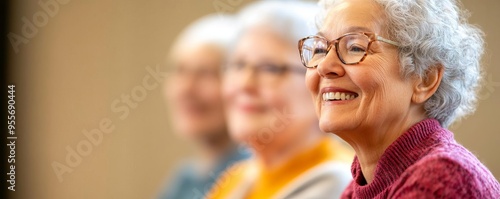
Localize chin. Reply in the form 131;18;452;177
233;123;273;147
318;115;355;135
319;119;337;133
318;109;336;132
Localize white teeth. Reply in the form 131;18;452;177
322;92;357;101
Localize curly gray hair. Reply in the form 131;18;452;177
318;0;485;127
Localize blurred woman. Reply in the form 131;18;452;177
208;1;353;198
158;14;250;199
300;0;500;197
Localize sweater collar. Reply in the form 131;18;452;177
351;118;452;197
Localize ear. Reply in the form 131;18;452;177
412;65;444;104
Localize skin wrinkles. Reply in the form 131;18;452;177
305;0;432;183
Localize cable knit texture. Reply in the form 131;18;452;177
341;119;500;199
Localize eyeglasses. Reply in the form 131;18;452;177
224;60;305;84
169;65;220;81
298;32;400;68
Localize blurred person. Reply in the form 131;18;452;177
158;14;250;199
300;0;500;198
207;1;354;198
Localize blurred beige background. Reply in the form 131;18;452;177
7;0;499;198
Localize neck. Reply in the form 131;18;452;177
197;131;236;171
339;111;426;184
252;126;322;169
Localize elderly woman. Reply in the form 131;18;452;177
207;1;353;199
299;0;500;198
158;14;250;199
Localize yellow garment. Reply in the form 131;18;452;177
206;137;352;199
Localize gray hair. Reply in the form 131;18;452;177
318;0;485;127
170;14;238;58
236;0;319;46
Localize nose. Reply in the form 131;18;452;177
234;64;259;93
316;48;346;79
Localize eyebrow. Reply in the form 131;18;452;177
318;26;373;38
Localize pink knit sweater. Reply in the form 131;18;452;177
341;119;500;198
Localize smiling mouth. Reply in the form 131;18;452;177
322;92;359;101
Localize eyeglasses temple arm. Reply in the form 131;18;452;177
376;35;400;47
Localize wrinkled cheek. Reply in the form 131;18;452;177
357;82;390;126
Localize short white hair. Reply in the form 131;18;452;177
318;0;485;127
236;0;319;45
170;14;238;57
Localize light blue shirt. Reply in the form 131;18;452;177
158;146;251;199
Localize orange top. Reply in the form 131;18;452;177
206;137;353;199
